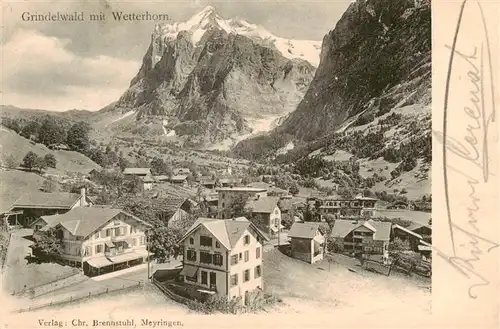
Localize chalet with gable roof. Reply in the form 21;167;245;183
331;219;392;261
178;217;268;303
34;207;152;276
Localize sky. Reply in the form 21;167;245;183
1;0;352;112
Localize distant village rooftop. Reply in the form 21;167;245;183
123;168;151;175
215;187;267;192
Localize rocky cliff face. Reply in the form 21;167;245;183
274;0;431;141
110;6;318;145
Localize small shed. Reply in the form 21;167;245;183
288;222;325;264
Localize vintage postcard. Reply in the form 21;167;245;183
0;0;498;328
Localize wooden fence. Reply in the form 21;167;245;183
12;282;143;313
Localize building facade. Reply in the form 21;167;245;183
35;207;152;276
178;217;268;303
288;222;326;264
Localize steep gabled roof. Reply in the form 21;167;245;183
246;196;279;214
40;207;152;238
13;192;82;210
179;217;268;249
288;222;322;239
331;220;391;241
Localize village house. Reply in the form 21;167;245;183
123;167;152;178
245;196;282;237
392;223;432;259
11;188;93;228
34;207;152;276
170;174;188;186
331;219;391;262
154;175;170;183
175;168;191;176
318;195;378;219
199;177;216;189
217;177;242;187
177;217;268;303
142;174;155;191
216;187;267;217
287;222;326;264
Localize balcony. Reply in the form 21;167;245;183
105;248;131;257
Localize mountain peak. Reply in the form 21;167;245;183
152;7;321;66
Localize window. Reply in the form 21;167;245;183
187;249;197;261
215;241;220;248
200;236;213;247
244;235;250;245
85;246;92;256
222;202;225;208
140;236;146;245
254;265;261;278
230;255;238;265
201;271;208;285
130;226;133;235
275;209;279;214
239;253;242;260
256;247;261;259
200;252;213;264
243;269;250;282
114;228;120;236
94;232;100;239
189;237;194;245
95;244;103;254
132;238;137;246
213;253;223;266
244;250;249;262
106;229;112;237
230;274;238;287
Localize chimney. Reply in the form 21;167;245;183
80;187;87;206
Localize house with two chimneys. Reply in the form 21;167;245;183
33;207;152;276
177;217;268;303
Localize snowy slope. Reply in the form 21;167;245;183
153;6;321;66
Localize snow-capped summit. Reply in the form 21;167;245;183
153;6;321;66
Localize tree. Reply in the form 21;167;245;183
38;116;65;146
21;151;39;170
318;222;331;236
20;121;40;140
227;194;252;219
44;154;57;168
35;157;47;172
281;213;294;230
66;121;92;152
124;176;143;194
110;194;198;262
150;157;169;175
2;154;18;168
289;182;299;196
28;228;63;263
40;177;59;192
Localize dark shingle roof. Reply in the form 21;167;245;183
288;222;322;239
13;192;82;209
